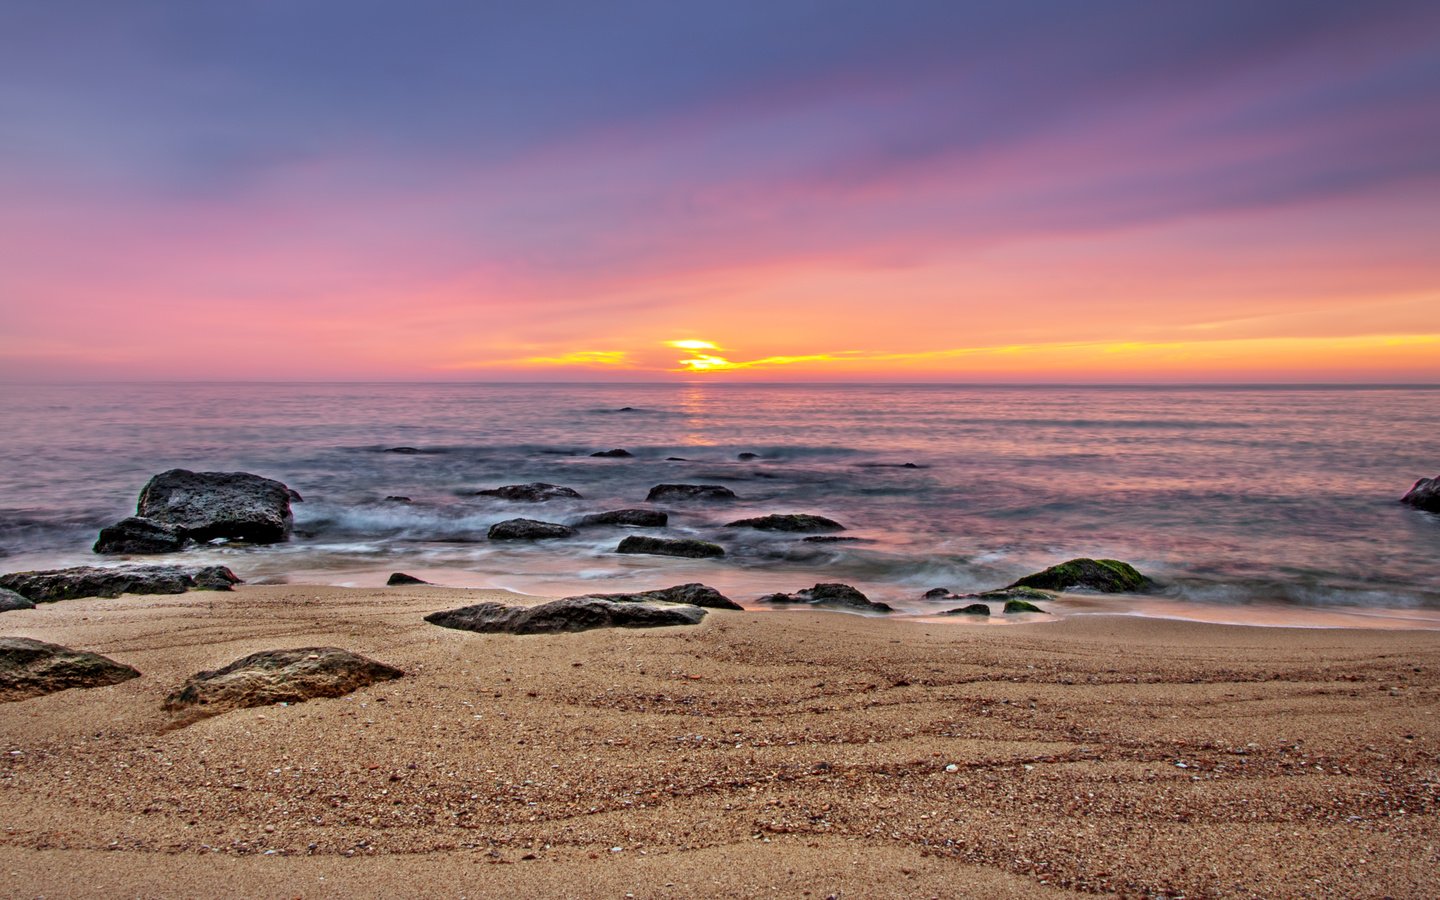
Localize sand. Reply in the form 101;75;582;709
1;584;1437;898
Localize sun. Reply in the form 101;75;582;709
666;339;720;351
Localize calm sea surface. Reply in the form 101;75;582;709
3;383;1438;623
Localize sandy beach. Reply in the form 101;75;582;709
2;584;1437;898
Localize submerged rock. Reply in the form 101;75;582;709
476;482;582;502
163;647;403;720
487;518;576;540
426;597;706;635
1401;476;1440;512
941;603;991;616
726;513;844;533
0;637;141;702
737;452;760;460
645;484;737;502
0;564;241;602
384;496;413;504
383;447;425;454
386;572;428;586
590;448;634;458
93;516;188;554
1003;599;1049;614
616;535;725;558
569;582;742;611
802;535;863;543
134;469;299;544
1007;558;1150;593
576;509;669;527
756;583;893;613
0;588;36;612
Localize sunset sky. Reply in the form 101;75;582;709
3;1;1439;382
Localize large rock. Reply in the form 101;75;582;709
756;583;893;613
726;513;844;532
0;565;241;602
569;582;742;611
426;597;706;635
616;535;725;558
645;484;737;502
93;516;187;554
1007;558;1150;593
163;647;402;720
1401;476;1440;512
0;588;35;612
0;637;140;702
487;518;576;540
133;469;299;544
576;509;669;527
475;482;582;502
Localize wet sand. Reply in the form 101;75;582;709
2;584;1437;898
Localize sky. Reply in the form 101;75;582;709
2;0;1439;382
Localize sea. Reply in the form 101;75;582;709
3;382;1438;627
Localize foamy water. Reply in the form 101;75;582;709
3;382;1438;624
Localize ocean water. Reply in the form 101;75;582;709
2;382;1438;624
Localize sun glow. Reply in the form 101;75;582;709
667;339;721;351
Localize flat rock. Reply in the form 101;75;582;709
0;565;241;602
0;637;140;702
576;509;669;527
133;469;299;544
386;572;428;585
426;597;706;635
616;535;725;558
93;516;188;554
1401;476;1440;512
757;583;893;613
475;482;582;502
384;495;413;503
928;586;1056;603
737;452;760;460
645;484;737;502
940;603;991;616
163;647;403;720
0;588;36;612
488;518;576;540
802;535;863;543
726;513;844;532
590;448;634;458
568;582;742;611
1007;558;1151;593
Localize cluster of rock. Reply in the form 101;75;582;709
919;558;1155;616
94;469;301;554
756;583;894;613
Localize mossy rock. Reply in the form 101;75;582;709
1003;599;1048;614
1008;558;1150;593
976;586;1055;602
941;603;991;616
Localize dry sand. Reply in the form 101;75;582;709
1;584;1437;898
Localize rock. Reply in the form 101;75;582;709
0;565;242;602
569;582;742;611
726;513;844;532
590;448;633;458
0;637;141;702
384;496;413;503
923;587;954;599
488;518;576;540
737;452;759;460
133;469;298;543
383;447;425;454
645;484;737;502
666;457;688;461
1401;476;1440;512
1003;599;1049;614
576;509;669;527
802;536;863;543
0;588;35;612
941;603;991;616
386;572;428;586
756;583;893;613
1007;558;1150;593
977;586;1055;602
162;647;403;720
426;597;706;635
93;516;187;554
616;535;725;558
475;482;582;502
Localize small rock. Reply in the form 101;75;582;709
475;483;582;502
163;647;403;721
384;496;413;504
665;457;688;462
0;564;241;602
576;509;668;528
1003;599;1049;614
1401;476;1440;512
487;518;576;540
1;637;140;702
923;587;954;599
941;603;991;616
725;513;844;533
801;536;863;543
425;597;706;635
756;583;893;613
0;588;37;612
382;447;425;454
645;484;737;502
386;572;428;586
737;452;759;460
590;449;634;458
93;516;188;554
616;536;724;558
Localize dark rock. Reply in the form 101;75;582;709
1401;476;1440;512
93;516;187;554
488;518;576;540
476;482;582;502
941;603;991;616
135;469;298;543
383;447;424;454
756;583;893;613
802;536;863;543
387;572;428;586
1008;558;1150;593
0;565;242;602
0;637;141;702
617;407;638;412
576;509;669;527
976;586;1055;603
384;496;413;503
162;647;403;720
726;513;844;533
426;597;705;635
737;452;759;460
590;448;634;458
616;535;725;558
645;484;737;502
569;582;742;611
923;587;954;599
1003;599;1049;614
0;588;35;612
666;457;688;461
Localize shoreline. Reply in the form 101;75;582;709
3;583;1438;897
